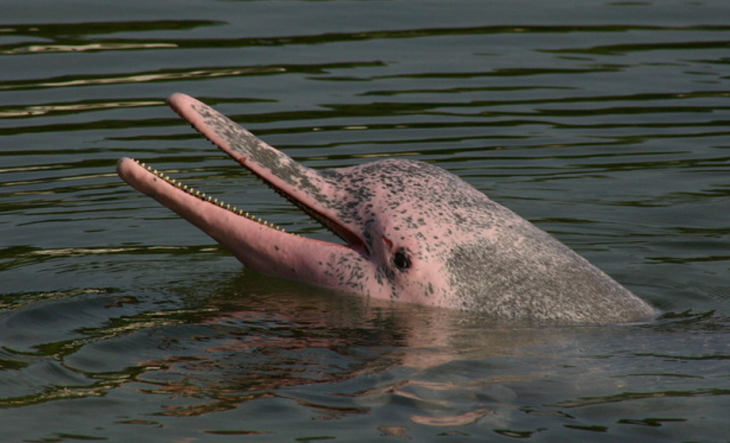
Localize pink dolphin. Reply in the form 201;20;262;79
117;94;656;325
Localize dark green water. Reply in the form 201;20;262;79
1;0;729;441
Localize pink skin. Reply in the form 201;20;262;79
117;94;429;305
117;94;656;325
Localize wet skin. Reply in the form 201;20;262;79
117;94;656;325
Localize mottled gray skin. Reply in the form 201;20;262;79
117;93;657;325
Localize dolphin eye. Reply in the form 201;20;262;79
393;250;411;271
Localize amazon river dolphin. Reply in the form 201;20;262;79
117;93;656;325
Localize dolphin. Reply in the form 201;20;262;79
117;93;656;325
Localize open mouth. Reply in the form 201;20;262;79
119;154;370;263
119;155;371;259
118;92;375;273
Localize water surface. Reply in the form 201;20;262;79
1;0;729;441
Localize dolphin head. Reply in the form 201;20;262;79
117;94;656;325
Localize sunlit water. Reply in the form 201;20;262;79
1;0;729;441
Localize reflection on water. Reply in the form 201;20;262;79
0;100;163;118
1;0;729;440
1;274;727;440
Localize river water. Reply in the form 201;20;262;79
1;0;729;441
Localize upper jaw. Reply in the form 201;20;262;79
165;93;370;256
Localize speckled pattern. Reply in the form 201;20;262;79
145;94;657;325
